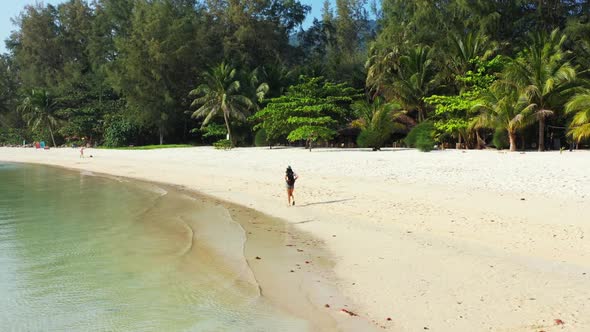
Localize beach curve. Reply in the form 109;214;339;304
1;146;589;331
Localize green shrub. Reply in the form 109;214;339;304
201;123;226;139
357;128;388;150
0;128;26;145
103;116;138;147
405;122;435;152
492;128;509;150
213;139;232;150
254;129;268;147
99;144;192;150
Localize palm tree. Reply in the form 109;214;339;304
189;62;258;147
352;97;408;150
472;82;534;151
392;46;437;123
365;45;401;99
18;89;60;147
259;63;293;98
565;92;590;143
243;67;269;105
505;29;577;151
449;32;495;76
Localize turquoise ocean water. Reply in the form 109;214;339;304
0;163;308;331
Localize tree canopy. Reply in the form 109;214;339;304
252;76;360;149
1;0;590;150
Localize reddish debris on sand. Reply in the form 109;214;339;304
325;304;330;308
290;270;294;272
341;309;357;316
305;261;311;264
255;256;261;260
386;317;392;321
286;244;294;247
297;249;304;252
554;319;565;325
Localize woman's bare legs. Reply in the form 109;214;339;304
287;188;295;206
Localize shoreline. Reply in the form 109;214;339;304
0;157;378;331
142;178;380;331
1;147;589;331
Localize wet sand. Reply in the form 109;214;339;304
122;180;380;331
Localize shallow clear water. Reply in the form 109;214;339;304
0;163;307;331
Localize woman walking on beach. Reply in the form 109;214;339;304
285;166;298;206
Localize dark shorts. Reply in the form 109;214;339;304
286;183;294;189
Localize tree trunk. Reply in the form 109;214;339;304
508;130;517;152
538;117;545;151
48;124;56;148
521;134;525;151
476;130;483;149
308;139;312;151
223;110;233;147
159;126;164;145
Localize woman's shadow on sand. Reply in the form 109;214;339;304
300;198;354;207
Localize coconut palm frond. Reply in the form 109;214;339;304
199;106;220;127
256;83;269;102
227;81;240;94
555;65;576;82
189;84;210;97
565;92;590;115
232;95;254;108
190;94;211;108
508;113;527;130
522;85;541;101
570;107;590;126
192;101;219;119
471;112;494;130
536;109;554;119
568;123;590;142
543;78;555;95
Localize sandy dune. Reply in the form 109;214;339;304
1;146;589;331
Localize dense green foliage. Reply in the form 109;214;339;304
492;128;510;150
213;139;232;150
353;98;403;150
2;0;590;150
405;121;435;152
102;114;138;148
252;76;360;149
254;129;269;147
100;144;192;150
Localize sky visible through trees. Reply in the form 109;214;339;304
1;0;589;150
0;0;372;53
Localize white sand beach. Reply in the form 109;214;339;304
1;147;589;331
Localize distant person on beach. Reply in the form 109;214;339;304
285;166;298;206
79;147;84;158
